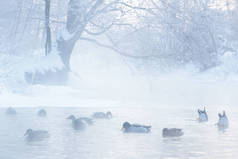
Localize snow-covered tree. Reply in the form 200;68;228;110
2;0;238;86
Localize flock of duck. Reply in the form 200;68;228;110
4;107;229;142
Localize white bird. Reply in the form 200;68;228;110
197;107;208;122
37;109;47;117
67;115;87;130
217;111;229;130
162;128;183;138
24;129;49;141
6;107;17;115
121;122;151;133
92;111;112;119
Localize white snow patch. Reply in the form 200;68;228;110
0;48;64;93
208;51;238;76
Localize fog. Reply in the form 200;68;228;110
1;0;238;159
1;39;238;107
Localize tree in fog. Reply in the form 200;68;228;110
37;0;142;84
57;1;125;76
2;0;238;86
108;0;238;71
0;0;67;55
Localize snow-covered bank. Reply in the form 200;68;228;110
1;41;238;107
1;72;238;108
0;50;63;89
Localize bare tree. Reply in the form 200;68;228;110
45;0;51;56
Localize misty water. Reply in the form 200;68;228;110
1;106;237;159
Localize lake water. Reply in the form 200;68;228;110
0;106;237;159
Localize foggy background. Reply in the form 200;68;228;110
0;0;238;107
1;1;238;159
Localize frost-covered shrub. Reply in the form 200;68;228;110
112;0;235;72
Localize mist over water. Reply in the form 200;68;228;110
1;40;237;159
1;1;238;159
1;41;238;108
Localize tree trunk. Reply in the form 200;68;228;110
57;38;76;71
25;0;91;85
45;0;51;56
24;0;77;85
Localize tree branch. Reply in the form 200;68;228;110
79;37;159;59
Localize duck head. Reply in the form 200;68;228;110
198;107;206;114
122;122;131;131
162;128;168;134
38;109;47;116
198;109;202;114
106;111;112;118
67;115;76;120
39;108;45;111
24;129;33;136
218;113;222;118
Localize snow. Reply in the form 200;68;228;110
23;48;64;74
1;1;238;159
1;40;238;108
0;48;64;93
208;51;238;76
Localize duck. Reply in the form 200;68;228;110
217;111;229;129
37;109;47;117
106;111;112;118
67;115;87;130
6;107;17;115
121;122;151;133
92;111;112;119
162;128;184;138
78;117;94;125
197;107;208;122
24;129;49;141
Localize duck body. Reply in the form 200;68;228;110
6;107;16;115
37;109;47;117
92;111;112;119
67;115;87;130
162;128;183;138
79;117;94;125
122;122;151;133
217;111;229;129
24;129;49;141
197;108;208;122
72;119;87;130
